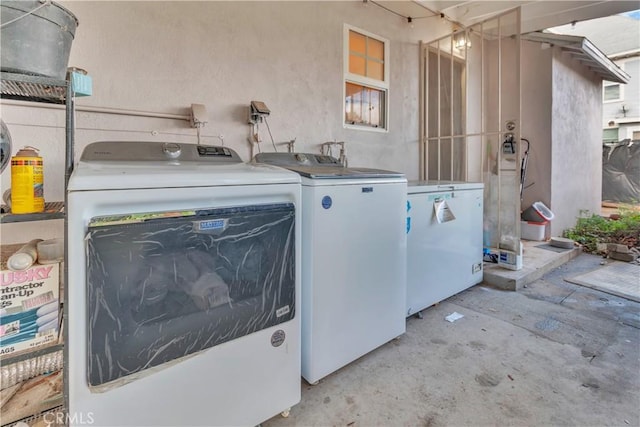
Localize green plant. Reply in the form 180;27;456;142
563;210;640;253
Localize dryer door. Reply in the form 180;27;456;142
84;203;295;390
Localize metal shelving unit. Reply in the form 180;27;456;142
1;71;73;427
1;341;64;367
1;201;65;223
0;71;75;187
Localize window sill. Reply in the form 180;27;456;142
344;123;388;133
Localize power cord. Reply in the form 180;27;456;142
264;117;278;152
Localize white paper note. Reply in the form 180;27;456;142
434;200;456;223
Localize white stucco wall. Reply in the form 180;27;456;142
1;1;452;244
550;48;603;236
520;41;552;213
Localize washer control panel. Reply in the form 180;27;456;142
254;152;342;167
197;145;234;158
81;141;242;164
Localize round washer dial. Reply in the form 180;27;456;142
162;142;181;159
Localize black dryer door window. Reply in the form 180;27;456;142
85;203;296;388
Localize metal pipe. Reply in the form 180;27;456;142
419;40;425;181
62;77;72;421
464;29;469;182
497;14;502;248
2;99;190;121
450;34;454;181
515;6;523;242
436;39;441;181
481;22;485;184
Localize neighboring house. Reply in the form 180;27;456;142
550;12;640;143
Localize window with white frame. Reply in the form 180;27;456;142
603;128;619;143
344;25;389;130
603;81;622;102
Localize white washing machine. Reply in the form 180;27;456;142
253;153;407;384
406;181;484;317
67;141;301;427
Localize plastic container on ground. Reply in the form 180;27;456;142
1;1;78;80
521;220;547;241
522;201;554;222
498;245;523;271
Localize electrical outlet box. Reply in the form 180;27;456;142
191;104;208;127
251;101;270;115
502;139;516;155
249;101;270;125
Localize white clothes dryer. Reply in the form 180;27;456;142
67;141;301;426
253;152;407;385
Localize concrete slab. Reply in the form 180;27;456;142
483;240;580;291
566;261;640;302
263;252;640;427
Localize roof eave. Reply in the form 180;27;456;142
523;32;630;84
581;38;630;84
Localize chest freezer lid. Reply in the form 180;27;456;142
408;180;484;194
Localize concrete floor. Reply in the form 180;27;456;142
263;252;640;427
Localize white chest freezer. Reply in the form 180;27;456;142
406;181;484;317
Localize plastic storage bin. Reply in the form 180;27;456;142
522;201;554;222
521;220;547;241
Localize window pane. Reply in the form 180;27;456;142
349;31;366;54
345;83;385;128
345;82;361;124
349;54;366;76
362;88;371;125
370;89;382;127
368;38;384;60
346;81;361;97
603;128;619;142
367;60;384;80
604;84;620;101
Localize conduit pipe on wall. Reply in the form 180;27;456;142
2;99;191;121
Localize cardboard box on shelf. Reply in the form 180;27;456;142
0;263;60;358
